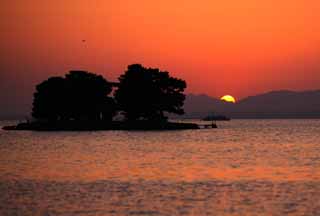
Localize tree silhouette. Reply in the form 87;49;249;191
32;66;187;123
115;64;186;121
32;71;116;121
32;76;66;121
64;71;115;120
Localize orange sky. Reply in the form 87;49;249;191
1;0;320;116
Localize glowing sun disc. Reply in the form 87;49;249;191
221;95;236;103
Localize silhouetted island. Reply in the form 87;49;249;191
3;64;214;131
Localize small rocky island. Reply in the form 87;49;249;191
4;64;212;131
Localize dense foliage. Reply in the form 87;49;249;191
32;71;115;121
115;64;186;121
32;65;186;122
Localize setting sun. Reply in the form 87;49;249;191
221;95;236;103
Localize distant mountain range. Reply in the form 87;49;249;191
183;90;320;119
1;90;320;120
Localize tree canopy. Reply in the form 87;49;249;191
32;71;116;121
114;64;186;121
32;76;66;121
32;65;187;122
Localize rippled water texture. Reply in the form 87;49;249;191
0;120;319;215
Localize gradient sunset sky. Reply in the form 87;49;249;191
1;0;320;116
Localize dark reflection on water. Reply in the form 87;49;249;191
0;120;320;215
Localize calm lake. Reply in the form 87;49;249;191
0;120;319;215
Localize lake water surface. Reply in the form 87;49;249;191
0;120;319;215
